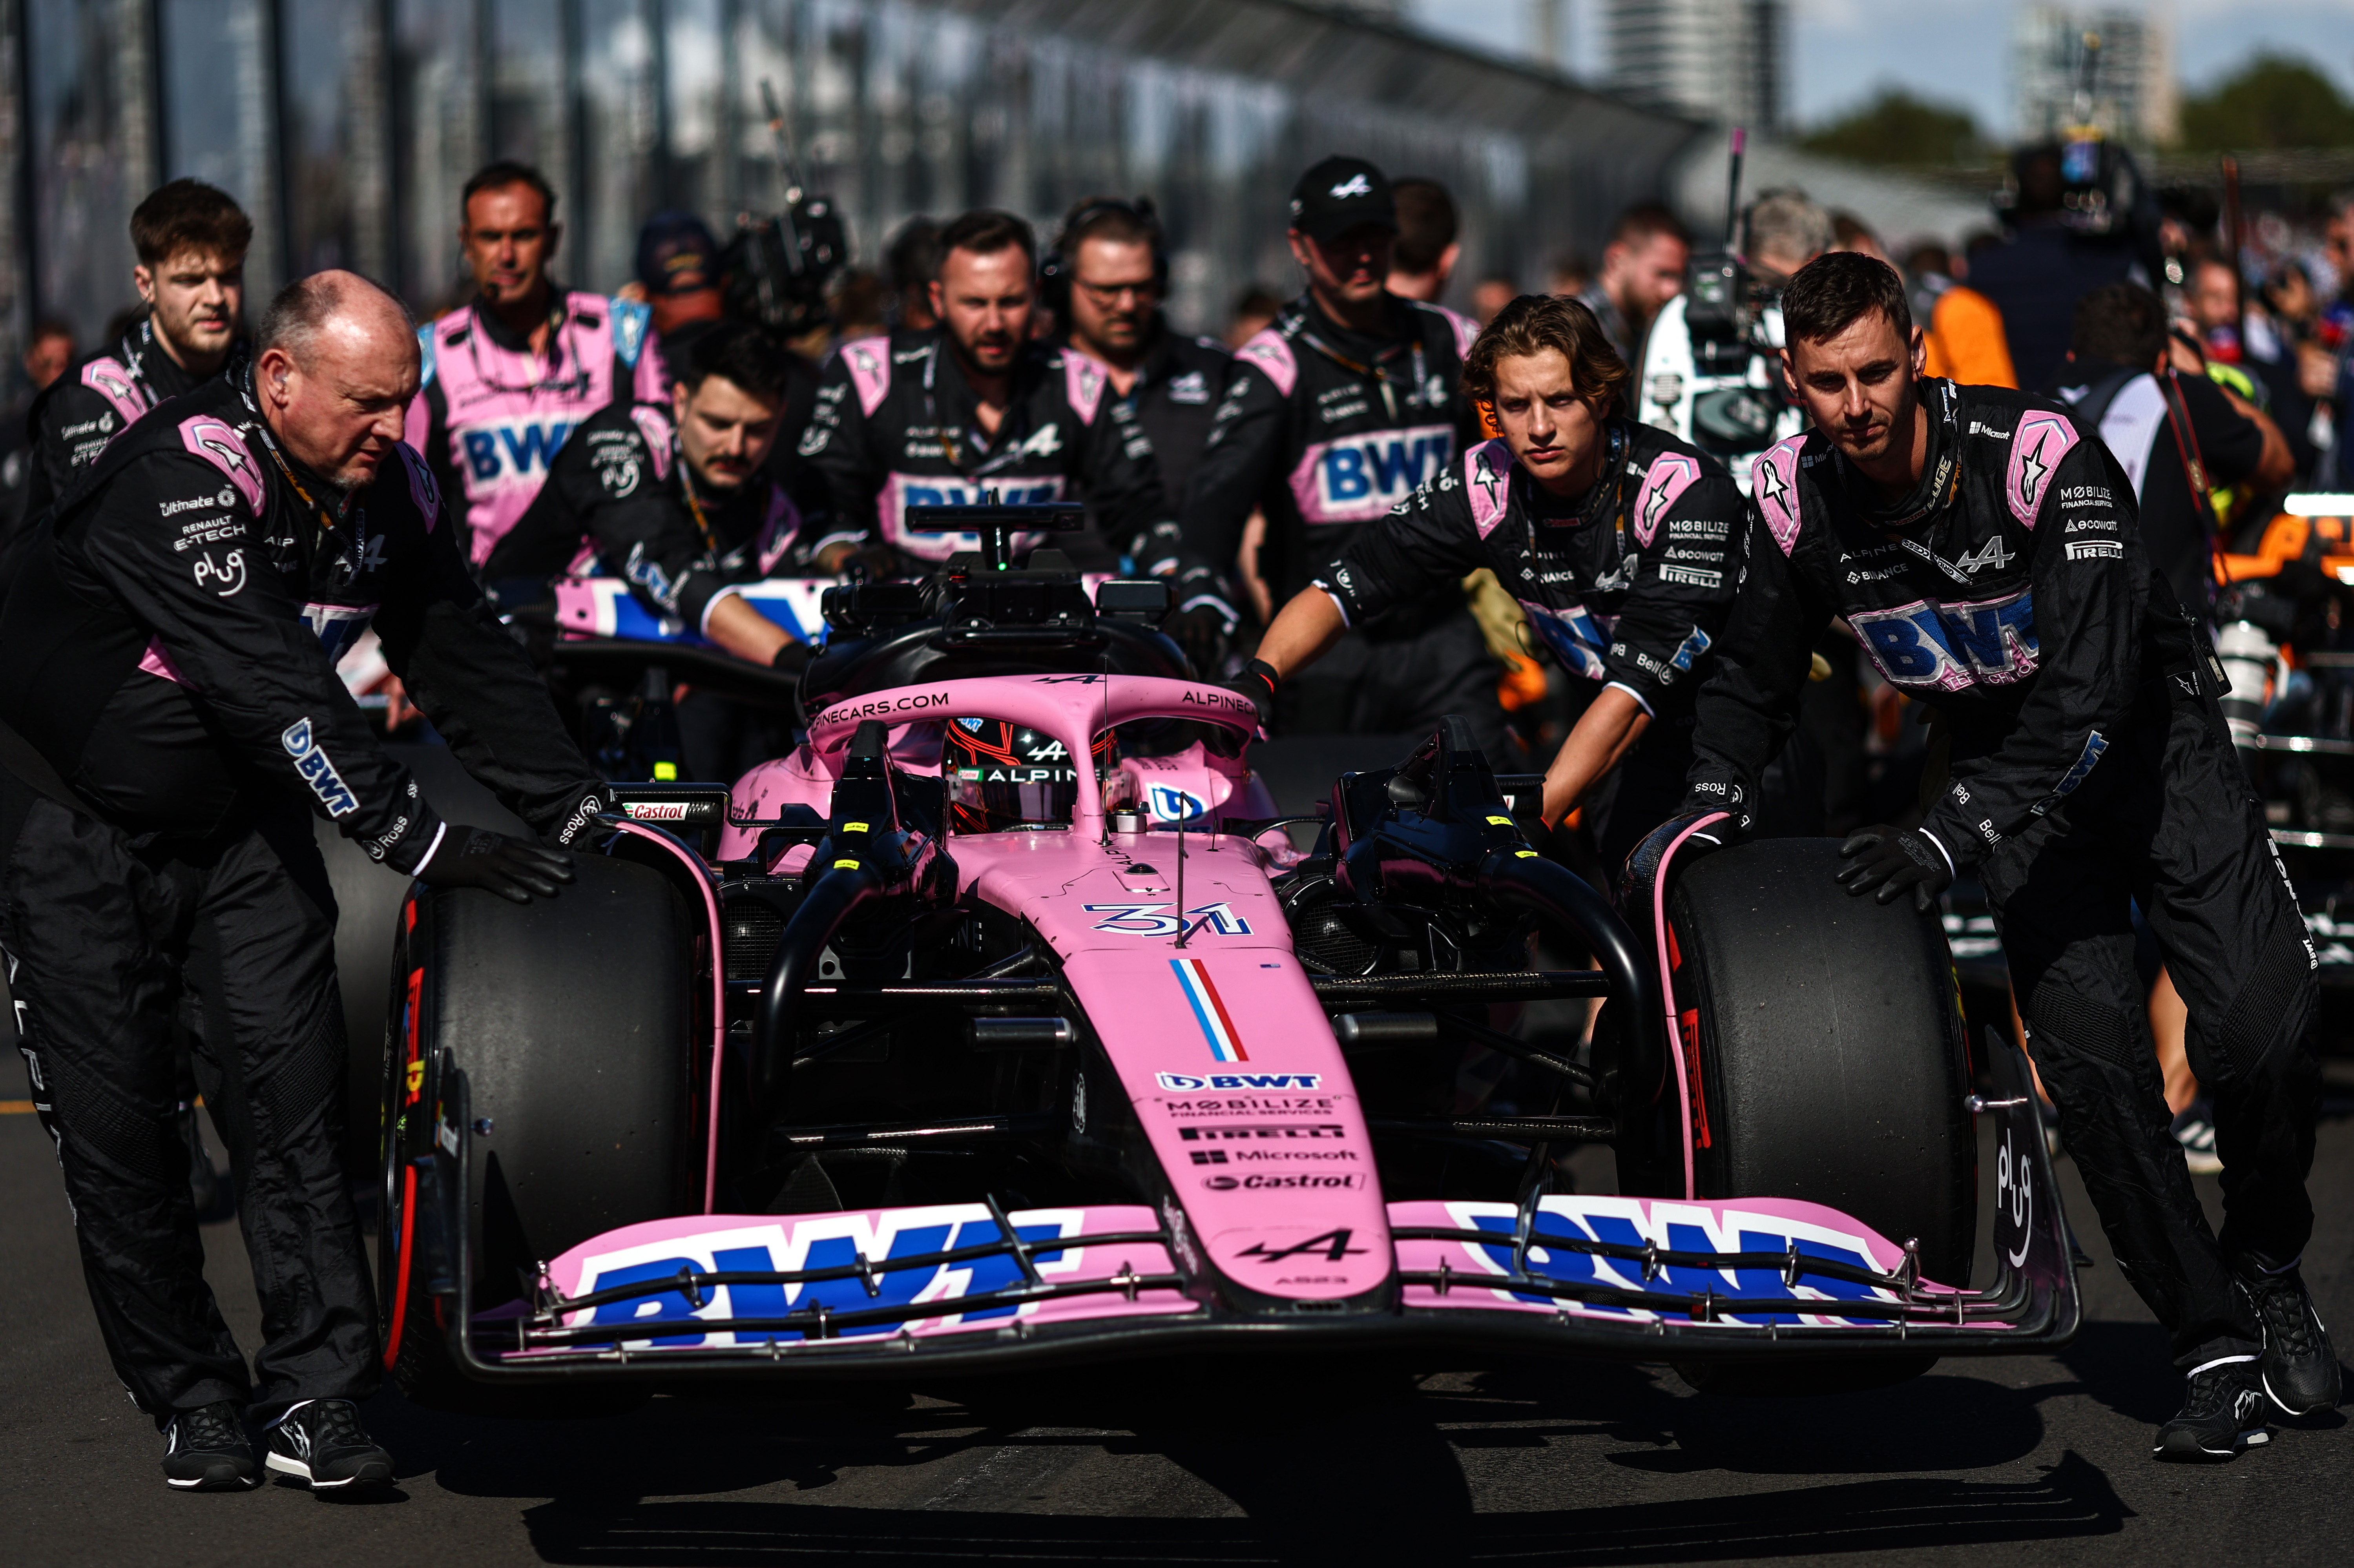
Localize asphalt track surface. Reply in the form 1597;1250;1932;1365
3;1063;2349;1568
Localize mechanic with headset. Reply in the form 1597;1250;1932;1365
1044;195;1236;525
1162;156;1498;756
796;208;1171;576
1658;252;2331;1462
1242;294;1745;868
405;159;666;567
0;273;608;1494
488;320;833;782
13;181;251;551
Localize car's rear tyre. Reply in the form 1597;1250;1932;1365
1649;839;1972;1396
380;852;692;1413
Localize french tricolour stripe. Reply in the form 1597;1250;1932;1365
1171;958;1246;1063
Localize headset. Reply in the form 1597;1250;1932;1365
1038;195;1169;319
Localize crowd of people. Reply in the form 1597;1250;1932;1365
1;136;2349;1492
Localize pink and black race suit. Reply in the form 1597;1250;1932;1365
486;399;810;637
1166;291;1482;631
796;328;1168;568
1690;378;2150;861
405;289;664;567
18;316;220;525
1319;417;1743;721
0;368;604;870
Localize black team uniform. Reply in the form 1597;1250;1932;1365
1686;376;2322;1429
489;398;819;780
1166;289;1501;759
798;326;1168;573
1101;321;1235;530
1319;419;1744;866
0;368;604;1439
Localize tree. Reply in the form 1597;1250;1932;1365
1797;88;1985;167
2177;54;2354;150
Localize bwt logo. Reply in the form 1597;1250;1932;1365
1849;589;2039;693
899;480;1064;511
1157;1072;1324;1091
1294;425;1453;523
460;418;576;484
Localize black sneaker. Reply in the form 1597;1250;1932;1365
2153;1357;2272;1461
162;1400;257;1491
263;1399;393;1491
2244;1266;2343;1417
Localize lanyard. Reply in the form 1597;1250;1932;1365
1297;326;1426;421
463;296;591;397
678;459;724;556
241;374;363;582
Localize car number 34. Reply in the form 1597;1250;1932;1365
1084;902;1252;937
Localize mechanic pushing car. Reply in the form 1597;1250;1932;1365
406;160;667;565
10;180;251;558
1161;156;1499;757
1242;293;1745;869
488;319;831;781
0;272;608;1493
1662;251;2332;1461
798;208;1170;576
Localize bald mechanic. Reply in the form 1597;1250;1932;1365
0;273;608;1493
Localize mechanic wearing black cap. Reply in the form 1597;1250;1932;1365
0;271;608;1493
1047;196;1237;515
1245;293;1745;868
1160;156;1500;759
1659;251;2331;1461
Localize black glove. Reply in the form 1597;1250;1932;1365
1165;600;1235;676
771;638;814;676
418;826;577;904
1226;658;1277;728
1835;824;1953;913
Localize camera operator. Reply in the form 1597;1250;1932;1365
796;208;1170;577
1635;190;1832;464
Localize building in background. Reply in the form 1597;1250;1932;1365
2013;4;2178;146
0;0;1699;381
1606;0;1784;135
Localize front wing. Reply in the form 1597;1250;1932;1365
413;1037;2076;1382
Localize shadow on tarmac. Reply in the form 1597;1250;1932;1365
354;1353;2133;1565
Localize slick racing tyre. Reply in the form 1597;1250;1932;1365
1655;839;1973;1396
320;742;528;1190
379;852;692;1413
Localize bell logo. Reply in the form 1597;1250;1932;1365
1329;173;1372;199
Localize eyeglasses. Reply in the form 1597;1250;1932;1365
1075;279;1159;307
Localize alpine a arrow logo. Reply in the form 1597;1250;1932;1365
1235;1229;1368;1262
1957;536;2014;575
1329;174;1372;199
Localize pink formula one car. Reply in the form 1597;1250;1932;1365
376;509;2078;1406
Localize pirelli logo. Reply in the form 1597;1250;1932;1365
1657;564;1723;589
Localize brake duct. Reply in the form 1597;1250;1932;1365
752;720;957;1116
